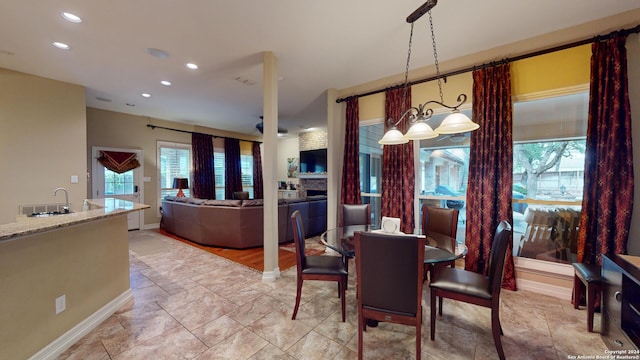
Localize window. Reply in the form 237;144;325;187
240;154;254;198
213;139;254;199
512;92;588;264
104;168;134;195
158;141;191;203
359;122;384;227
214;143;225;199
416;110;472;242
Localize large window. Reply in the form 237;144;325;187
213;139;255;199
358;91;588;266
158;141;191;202
512;92;588;264
359;122;384;228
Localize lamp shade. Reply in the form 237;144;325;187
378;127;409;145
403;121;439;140
435;112;480;134
172;178;189;189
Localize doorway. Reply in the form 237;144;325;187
91;146;144;230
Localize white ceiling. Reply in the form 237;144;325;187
1;1;638;136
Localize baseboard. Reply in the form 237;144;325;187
262;268;281;281
516;278;572;300
29;289;133;360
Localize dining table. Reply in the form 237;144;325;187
320;225;468;265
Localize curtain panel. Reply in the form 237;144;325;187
577;33;634;265
341;97;361;205
98;151;140;174
467;63;516;291
252;142;264;199
224;138;243;199
381;87;415;233
191;133;215;199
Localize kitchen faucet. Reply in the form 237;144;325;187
53;187;70;213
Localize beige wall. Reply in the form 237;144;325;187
0;216;129;359
0;68;87;225
86;107;260;227
278;136;300;183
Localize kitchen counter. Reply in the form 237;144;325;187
0;198;149;242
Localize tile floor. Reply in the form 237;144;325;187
58;230;609;359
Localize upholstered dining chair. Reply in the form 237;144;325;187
422;205;459;280
429;220;512;360
339;203;371;277
355;231;426;360
290;210;347;322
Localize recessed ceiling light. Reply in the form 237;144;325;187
52;42;71;50
186;63;198;70
160;80;171;86
61;12;82;23
141;93;151;98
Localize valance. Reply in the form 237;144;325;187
98;151;140;173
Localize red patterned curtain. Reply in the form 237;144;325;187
466;63;516;291
252;142;264;199
577;34;634;265
224;138;243;199
98;151;140;174
381;87;414;233
191;133;215;199
341;98;361;205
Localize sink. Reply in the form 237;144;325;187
29;211;72;217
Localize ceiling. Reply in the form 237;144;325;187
1;1;638;137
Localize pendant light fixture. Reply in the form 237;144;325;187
379;0;479;145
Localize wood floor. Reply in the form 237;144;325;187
157;229;298;271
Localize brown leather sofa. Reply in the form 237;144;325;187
161;196;327;249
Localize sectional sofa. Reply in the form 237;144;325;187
161;196;327;249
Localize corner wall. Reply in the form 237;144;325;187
0;68;87;225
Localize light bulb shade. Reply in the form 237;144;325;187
403;121;438;140
378;128;409;145
435;112;480;134
172;177;189;189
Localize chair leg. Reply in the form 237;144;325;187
343;255;349;290
586;283;596;332
438;296;443;316
292;278;303;320
573;274;582;309
430;289;436;341
358;309;364;360
416;318;422;360
491;304;505;360
340;278;346;322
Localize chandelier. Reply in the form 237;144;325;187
379;0;479;145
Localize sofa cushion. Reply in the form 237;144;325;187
164;195;177;201
188;198;206;205
175;197;190;203
203;199;242;207
242;199;263;207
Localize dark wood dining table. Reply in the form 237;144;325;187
320;225;468;265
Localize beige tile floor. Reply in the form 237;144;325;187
58;230;609;359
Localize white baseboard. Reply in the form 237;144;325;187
516;278;572;300
262;268;281;282
29;289;133;360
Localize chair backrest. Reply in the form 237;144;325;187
421;205;459;251
233;191;250;200
487;220;513;296
290;210;306;268
341;204;371;227
355;232;426;316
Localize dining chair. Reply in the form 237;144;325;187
290;210;347;322
429;220;512;360
339;203;371;277
421;205;459;280
355;231;426;360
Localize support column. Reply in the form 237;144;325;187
262;51;280;281
327;88;344;230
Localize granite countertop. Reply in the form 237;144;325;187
0;198;150;242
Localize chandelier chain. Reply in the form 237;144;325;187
400;22;415;118
428;10;444;103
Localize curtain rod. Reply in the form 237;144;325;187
336;24;640;103
146;124;261;143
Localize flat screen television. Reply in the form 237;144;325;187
300;148;327;173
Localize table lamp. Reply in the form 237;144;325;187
173;178;189;197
